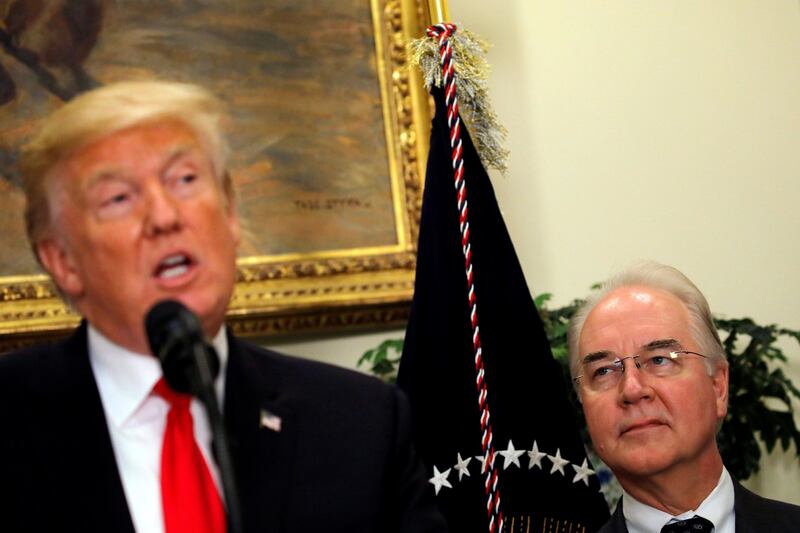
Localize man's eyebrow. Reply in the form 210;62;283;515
85;168;125;189
581;351;613;365
641;338;682;351
161;145;196;169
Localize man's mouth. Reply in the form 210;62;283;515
621;418;667;435
155;253;193;279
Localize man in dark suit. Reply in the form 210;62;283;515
566;261;800;533
0;80;446;533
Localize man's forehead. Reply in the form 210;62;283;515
592;285;688;320
597;284;677;308
81;145;197;185
52;122;203;181
579;285;692;351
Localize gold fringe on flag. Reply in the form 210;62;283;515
408;27;509;173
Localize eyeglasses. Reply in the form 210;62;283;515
573;350;707;392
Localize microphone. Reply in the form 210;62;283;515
145;300;243;533
145;299;220;395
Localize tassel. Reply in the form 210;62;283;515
408;26;509;173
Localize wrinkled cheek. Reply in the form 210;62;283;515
588;434;616;469
584;409;611;452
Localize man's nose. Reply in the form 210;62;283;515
618;361;653;405
144;184;181;236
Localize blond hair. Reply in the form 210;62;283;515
20;80;233;261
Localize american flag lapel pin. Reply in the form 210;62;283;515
259;409;282;432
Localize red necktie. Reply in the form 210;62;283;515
154;378;227;533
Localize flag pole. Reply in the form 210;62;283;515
426;0;450;25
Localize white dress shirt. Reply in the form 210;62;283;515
622;467;735;533
88;325;228;533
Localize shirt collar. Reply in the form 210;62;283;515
622;467;734;533
88;324;229;428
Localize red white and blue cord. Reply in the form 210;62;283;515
426;22;503;533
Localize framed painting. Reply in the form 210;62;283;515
0;0;435;351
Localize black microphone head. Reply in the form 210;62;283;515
145;299;220;395
145;300;195;353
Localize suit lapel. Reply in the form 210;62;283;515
33;324;135;532
225;334;298;532
732;479;761;533
599;500;629;533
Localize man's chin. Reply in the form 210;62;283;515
594;438;672;474
163;294;228;338
608;452;678;481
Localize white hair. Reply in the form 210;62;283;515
567;260;727;378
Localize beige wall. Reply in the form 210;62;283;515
267;0;800;504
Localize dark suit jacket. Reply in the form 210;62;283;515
0;324;446;532
597;479;800;533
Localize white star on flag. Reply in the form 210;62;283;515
454;453;472;481
429;466;452;495
498;440;525;470
547;448;570;476
571;458;595;486
527;440;546;470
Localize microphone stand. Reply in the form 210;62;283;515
191;341;243;533
146;300;244;533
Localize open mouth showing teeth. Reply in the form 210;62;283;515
155;254;192;279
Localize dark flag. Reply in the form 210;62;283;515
397;29;611;533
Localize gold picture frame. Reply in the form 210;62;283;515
0;0;435;352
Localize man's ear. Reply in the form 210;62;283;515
36;237;85;298
712;362;729;421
